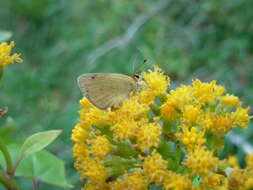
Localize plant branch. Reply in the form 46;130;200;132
0;139;13;174
0;171;20;190
86;0;172;68
32;179;40;190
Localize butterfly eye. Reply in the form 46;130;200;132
133;73;140;80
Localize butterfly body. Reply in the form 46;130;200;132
77;73;138;110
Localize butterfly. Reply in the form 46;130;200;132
77;73;140;110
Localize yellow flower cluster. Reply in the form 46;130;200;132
72;66;252;190
0;41;22;68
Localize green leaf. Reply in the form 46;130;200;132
0;30;12;42
19;130;61;156
15;150;72;188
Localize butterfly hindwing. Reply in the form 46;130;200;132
77;73;137;109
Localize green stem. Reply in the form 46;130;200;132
32;179;40;190
0;139;13;174
0;171;20;190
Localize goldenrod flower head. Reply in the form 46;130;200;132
87;135;111;158
0;41;22;67
203;174;227;189
163;171;192;190
71;123;90;143
136;122;161;152
220;94;241;107
182;105;201;125
210;113;234;134
81;158;107;183
82;181;109;190
110;171;148;190
142;66;170;96
246;154;253;168
72;66;252;189
231;107;250;128
192;79;225;105
111;120;138;140
72;143;89;159
176;126;206;151
227;156;240;169
160;94;180;120
183;146;218;176
142;151;168;184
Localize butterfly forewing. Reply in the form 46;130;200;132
77;73;137;109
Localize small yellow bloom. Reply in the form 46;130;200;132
220;94;241;107
142;151;168;184
136;122;161;152
0;41;22;67
71;123;90;143
72;143;89;159
82;181;109;190
210;114;234;134
176;126;206;151
111;120;138;140
81;158;108;183
163;171;192;190
246;154;253;168
160;94;179;120
227;156;240;169
231;107;251;128
142;66;170;96
192;79;225;105
203;173;226;188
87;135;111;158
183;146;218;176
108;96;149;124
110;171;148;190
182;105;201;125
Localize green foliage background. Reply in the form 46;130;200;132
0;0;252;189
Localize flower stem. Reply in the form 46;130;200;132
0;139;13;174
0;171;20;190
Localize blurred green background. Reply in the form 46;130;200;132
0;0;252;189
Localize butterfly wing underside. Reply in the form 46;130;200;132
77;73;137;109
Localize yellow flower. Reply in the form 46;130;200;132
81;158;108;183
231;107;251;128
246;154;253;168
71;123;90;143
87;135;111;158
192;79;225;105
110;171;148;190
142;66;170;96
209;113;234;134
183;146;218;176
176;126;206;151
203;173;226;188
82;107;108;126
142;151;168;184
227;156;240;169
182;105;201;125
111;120;138;140
82;181;109;190
160;94;179;120
71;66;252;189
72;143;89;159
0;41;22;67
108;96;149;124
244;178;253;190
220;94;241;107
136;122;161;152
163;171;192;190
